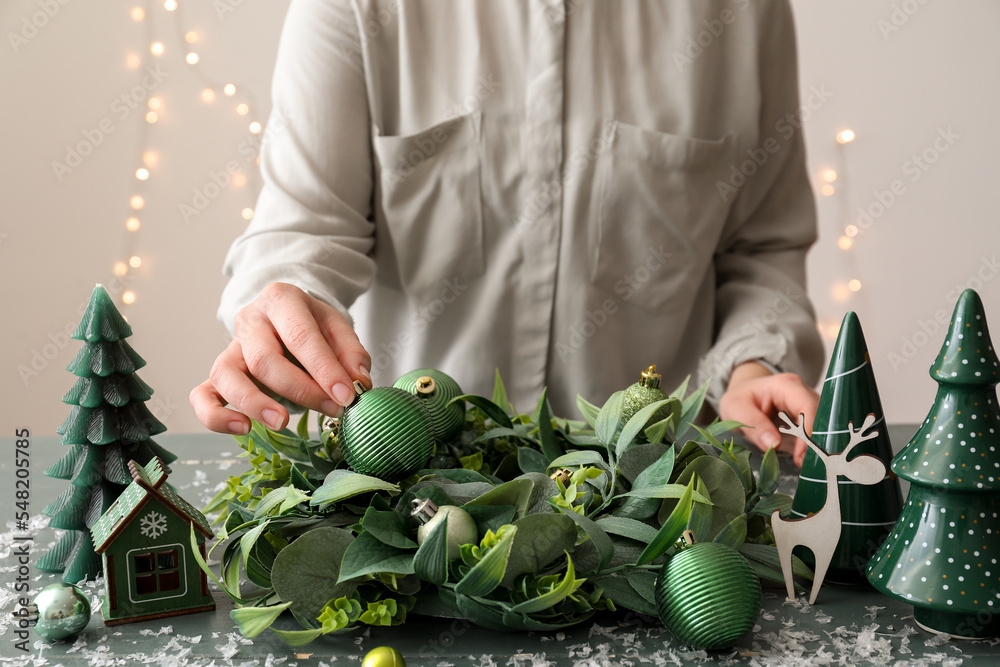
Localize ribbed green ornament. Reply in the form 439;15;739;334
621;365;671;425
655;539;761;650
393;369;465;441
339;386;435;482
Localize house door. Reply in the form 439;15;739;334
126;543;188;604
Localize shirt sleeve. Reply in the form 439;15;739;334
218;0;376;333
698;0;825;403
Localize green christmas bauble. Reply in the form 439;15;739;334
655;541;761;650
339;385;434;482
361;646;406;667
393;369;465;441
32;582;91;642
415;504;478;560
622;365;671;425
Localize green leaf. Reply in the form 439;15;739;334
547;450;608;470
637;477;694;566
451;394;513;429
706;419;743;437
454;527;516;597
361;506;418;549
509;555;580;614
740;543;814;580
231;602;292;638
240;520;270;568
591;572;657;616
672;456;745;538
517;447;550;474
576;395;601;429
466;478;534;520
461;504;517;536
295;410;310;440
675;379;710;441
270;627;324;646
668;375;691;400
686;475;713;542
536;388;563;463
621;484;711;505
750;493;793;517
413;515;450;585
338;531;415;583
501;513;577;587
552;502;614;573
595;391;624;452
594;516;659;544
713;513;748;550
271;527;357;620
452;592;509;632
472;427;537;446
757;446;780;496
492;369;511;415
616;398;675;460
254;487;310;519
190;524;247;603
310;470;400;508
614;446;676;521
419;468;494;484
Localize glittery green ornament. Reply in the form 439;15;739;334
28;582;91;642
338;383;435;482
621;365;671;424
655;533;761;650
393;369;465;441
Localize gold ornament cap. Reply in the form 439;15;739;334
639;365;662;389
415;376;437;396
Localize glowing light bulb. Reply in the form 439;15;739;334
113;262;128;276
241;208;254;220
122;291;137;305
821;184;835;196
131;7;145;21
232;173;247;187
845;224;859;237
164;0;177;10
249;121;262;134
126;217;141;231
837;235;853;250
129;256;142;268
185;52;199;65
836;129;856;144
148;97;161;110
201;88;216;103
848;279;862;292
126;53;141;69
822;169;837;182
150;42;164;56
236;103;249;116
145;111;158;123
142;151;158;167
185;31;197;43
130;195;145;210
135;168;150;181
224;84;236;96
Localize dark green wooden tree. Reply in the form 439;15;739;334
867;289;1000;637
37;284;176;583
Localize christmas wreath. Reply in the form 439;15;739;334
193;368;812;647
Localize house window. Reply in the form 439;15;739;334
133;553;155;573
131;548;182;595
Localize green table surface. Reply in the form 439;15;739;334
1;427;997;665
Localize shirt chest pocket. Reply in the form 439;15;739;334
590;122;738;313
372;112;485;300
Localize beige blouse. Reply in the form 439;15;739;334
219;0;824;416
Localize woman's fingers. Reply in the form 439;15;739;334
208;339;290;430
310;297;372;389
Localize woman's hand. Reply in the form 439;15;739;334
718;361;819;467
190;282;372;435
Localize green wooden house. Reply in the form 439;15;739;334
91;457;215;625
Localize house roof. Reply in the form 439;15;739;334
91;457;214;553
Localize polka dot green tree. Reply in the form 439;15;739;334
867;289;1000;638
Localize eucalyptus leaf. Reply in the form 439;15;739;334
518;472;560;515
547;450;608;470
240;520;271;568
517;447;550;474
750;493;793;517
616;398;676;460
501;513;577;587
231;602;292;638
337;531;415;583
595;391;624;452
451;394;512;429
270;627;326;646
536;388;563;462
473;427;537;446
552;502;614;573
453;592;509;632
621;484;711;505
492;368;511;414
591;572;657;616
418;468;494;485
628;569;659;605
713;513;748;550
413;515;450;585
594;516;659;544
757;446;780;496
509;555;579;614
637;477;694;566
675;379;710;441
466;478;534;520
673;456;745;538
271;527;357;620
310;470;400;508
461;504;516;535
668;375;690;400
740;543;814;580
706;419;743;437
295;410;310;440
190;524;248;603
361;506;418;549
686;475;713;542
616;443;669;484
454;526;516;597
576;394;601;429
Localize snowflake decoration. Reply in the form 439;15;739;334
140;511;168;539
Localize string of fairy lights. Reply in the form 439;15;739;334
112;0;262;307
816;128;859;340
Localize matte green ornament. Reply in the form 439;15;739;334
622;365;671;425
867;290;1000;638
393;368;465;441
791;311;903;584
29;582;91;642
412;499;478;560
339;383;435;482
655;534;761;650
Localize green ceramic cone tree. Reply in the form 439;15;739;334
791;311;903;583
37;285;176;583
867;289;1000;638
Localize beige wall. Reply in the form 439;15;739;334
3;0;998;435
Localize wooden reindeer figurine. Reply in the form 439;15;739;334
772;412;886;604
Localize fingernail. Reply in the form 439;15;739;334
761;431;780;449
321;400;342;418
332;383;353;406
229;421;249;435
263;409;283;430
359;366;371;383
